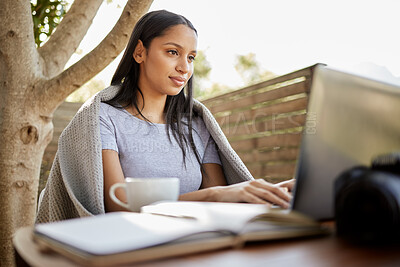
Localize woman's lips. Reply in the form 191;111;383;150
169;76;186;87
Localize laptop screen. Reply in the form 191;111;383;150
291;65;400;220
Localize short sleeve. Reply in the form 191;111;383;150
202;135;222;165
99;103;119;153
191;116;222;165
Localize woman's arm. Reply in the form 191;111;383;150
102;149;129;212
179;163;292;208
103;157;292;210
178;163;226;201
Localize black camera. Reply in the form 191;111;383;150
334;153;400;244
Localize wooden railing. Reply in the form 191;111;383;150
202;64;320;183
39;64;320;192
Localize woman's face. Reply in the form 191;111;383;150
135;24;198;97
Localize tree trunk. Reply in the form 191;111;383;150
0;1;48;264
0;0;153;265
0;87;53;266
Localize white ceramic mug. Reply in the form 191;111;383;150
109;177;180;212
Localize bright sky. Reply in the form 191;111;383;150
68;0;400;88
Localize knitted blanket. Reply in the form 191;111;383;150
36;85;254;223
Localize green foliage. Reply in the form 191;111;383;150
235;53;258;71
197;82;234;101
193;51;277;101
235;53;276;85
31;0;68;47
193;50;212;98
194;51;211;79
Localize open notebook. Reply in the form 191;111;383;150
33;202;329;266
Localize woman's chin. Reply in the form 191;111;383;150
166;87;185;96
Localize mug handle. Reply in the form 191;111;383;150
109;183;129;210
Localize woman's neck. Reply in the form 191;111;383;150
128;91;167;124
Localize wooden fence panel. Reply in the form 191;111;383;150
202;66;314;108
215;97;309;126
209;80;308;114
222;114;306;139
239;147;300;163
229;133;303;152
204;64;319;181
246;163;298;182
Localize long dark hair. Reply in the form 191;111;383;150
105;10;201;167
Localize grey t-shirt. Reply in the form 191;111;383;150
99;102;221;194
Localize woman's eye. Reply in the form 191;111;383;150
188;55;196;62
168;50;178;56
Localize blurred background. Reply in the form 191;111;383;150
32;0;400;99
32;0;400;192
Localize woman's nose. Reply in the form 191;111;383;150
176;59;189;74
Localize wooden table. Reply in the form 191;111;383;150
13;226;400;267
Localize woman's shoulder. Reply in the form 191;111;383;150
100;101;117;109
191;114;211;139
99;102;128;122
100;102;123;113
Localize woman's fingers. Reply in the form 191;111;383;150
240;190;268;204
250;179;292;202
276;179;295;192
214;179;293;207
245;185;290;208
232;179;292;208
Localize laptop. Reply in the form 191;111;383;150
291;65;400;221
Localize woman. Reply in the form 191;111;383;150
36;10;293;223
101;10;293;212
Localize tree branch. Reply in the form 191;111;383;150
0;1;40;86
38;0;103;78
40;0;154;115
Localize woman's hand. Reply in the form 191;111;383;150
276;178;295;192
211;179;292;208
179;163;293;208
